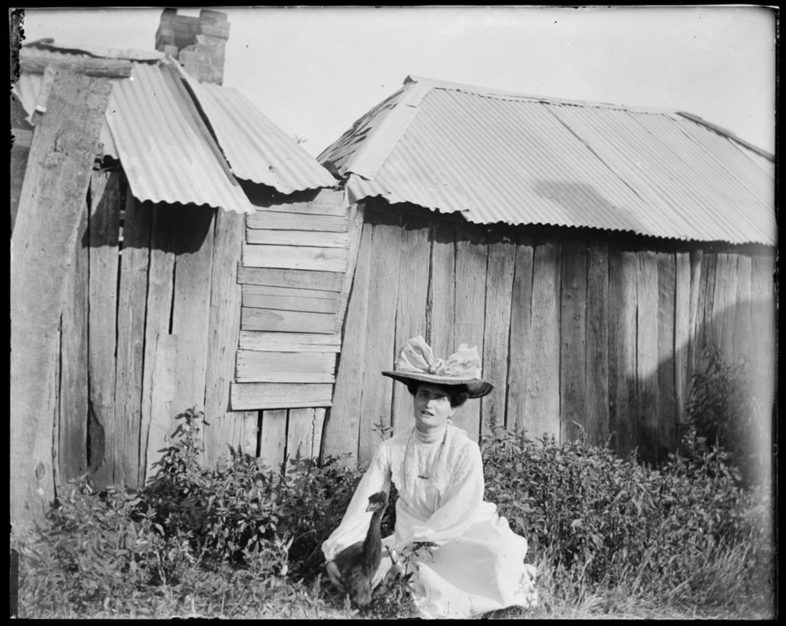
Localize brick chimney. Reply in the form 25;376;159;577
155;8;229;85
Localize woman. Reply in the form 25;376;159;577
322;336;538;619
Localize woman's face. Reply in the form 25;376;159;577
413;383;454;431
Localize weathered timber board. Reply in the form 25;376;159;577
243;283;340;301
242;290;338;314
481;240;516;436
673;252;691;426
687;250;703;384
322;223;373;461
636;251;660;462
11;68;112;525
143;333;178;484
607;250;638;457
286;408;321;460
235;349;337;383
711;253;738;364
358;221;402;464
253;188;346;216
241;307;336;334
524;243;561;442
585;243;609;446
237;265;344;292
246;228;349;248
335;203;366;333
507;240;534;432
114;195;153;488
171;206;216;441
428;221;456;359
732;255;752;367
246;210;347;232
202;209;245;469
242;242;348;273
259;409;287;471
656;252;676;453
452;225;488;439
392;220;431;435
58;200;89;481
238;330;341;352
559;239;587;443
87;170;121;488
231;382;334;411
139;205;177;485
229;411;260;459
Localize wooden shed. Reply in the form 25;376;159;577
315;76;776;486
10;9;354;527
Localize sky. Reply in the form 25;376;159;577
17;6;777;158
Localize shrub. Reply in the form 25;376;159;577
481;427;773;615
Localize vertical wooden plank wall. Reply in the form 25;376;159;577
113;194;152;488
506;236;534;432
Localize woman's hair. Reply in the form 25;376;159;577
406;381;470;408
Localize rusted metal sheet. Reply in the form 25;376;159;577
320;75;774;246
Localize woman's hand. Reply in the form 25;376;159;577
325;560;346;592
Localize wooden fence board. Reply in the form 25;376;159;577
481;240;516;436
11;69;112;525
560;240;587;443
608;250;638;456
236;349;336;383
312;409;326;460
392;220;431;435
114;195;153;488
241;307;336;334
687;250;703;385
636;251;660;461
87;170;121;488
140;205;177;484
359;221;402;464
336;203;366;333
246;229;349;248
143;334;178;484
255;189;346;216
674;252;691;426
286;408;322;459
323;222;373;461
711;253;738;363
231;382;334;410
732;255;753;366
259;409;287;471
243;243;348;273
58;200;89;481
507;240;534;432
237;265;344;292
230;411;260;459
428;221;456;361
238;330;341;352
243;283;340;301
656;252;676;453
171;206;216;466
524;243;561;441
452;226;487;439
202;209;245;470
698;252;718;367
246;210;347;232
243;291;338;314
585;243;609;446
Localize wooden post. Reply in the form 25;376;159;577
10;67;112;529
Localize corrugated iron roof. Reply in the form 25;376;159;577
107;60;253;213
319;75;775;245
14;42;335;212
177;67;336;193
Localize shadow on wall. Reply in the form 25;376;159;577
621;295;775;490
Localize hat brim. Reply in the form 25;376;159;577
381;370;493;399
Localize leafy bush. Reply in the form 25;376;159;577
481;427;773;614
686;343;767;487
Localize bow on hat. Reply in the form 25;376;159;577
381;336;493;399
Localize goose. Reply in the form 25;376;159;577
332;491;389;607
